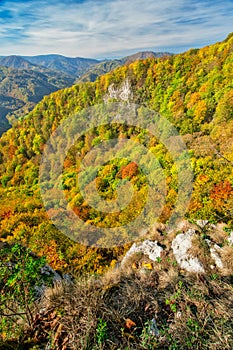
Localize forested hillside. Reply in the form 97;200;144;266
0;65;74;135
0;32;232;268
0;32;233;350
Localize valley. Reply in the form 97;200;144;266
0;33;232;349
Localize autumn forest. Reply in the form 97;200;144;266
0;32;233;349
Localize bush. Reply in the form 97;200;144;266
0;243;51;341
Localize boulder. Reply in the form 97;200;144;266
121;240;163;267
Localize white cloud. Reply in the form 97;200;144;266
0;0;232;57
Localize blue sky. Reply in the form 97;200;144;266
0;0;232;58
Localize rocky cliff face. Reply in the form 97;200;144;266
104;78;133;103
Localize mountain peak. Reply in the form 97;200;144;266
0;55;36;70
122;51;171;63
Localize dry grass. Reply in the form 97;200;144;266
218;246;233;272
21;268;233;350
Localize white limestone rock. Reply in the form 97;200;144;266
35;265;73;298
104;79;132;102
121;240;163;266
40;264;62;282
205;239;223;269
119;79;132;101
228;231;233;246
210;245;223;269
196;220;209;229
171;229;205;273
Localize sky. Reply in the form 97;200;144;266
0;0;232;59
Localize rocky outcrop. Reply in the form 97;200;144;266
104;79;132;103
121;221;232;274
171;229;205;273
35;264;73;298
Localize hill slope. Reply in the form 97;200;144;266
0;32;232;267
0;65;74;135
0;33;232;349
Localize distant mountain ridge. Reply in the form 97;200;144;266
0;55;37;70
122;50;171;62
77;51;172;82
0;51;172;80
0;54;99;135
0;54;97;78
22;54;99;78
